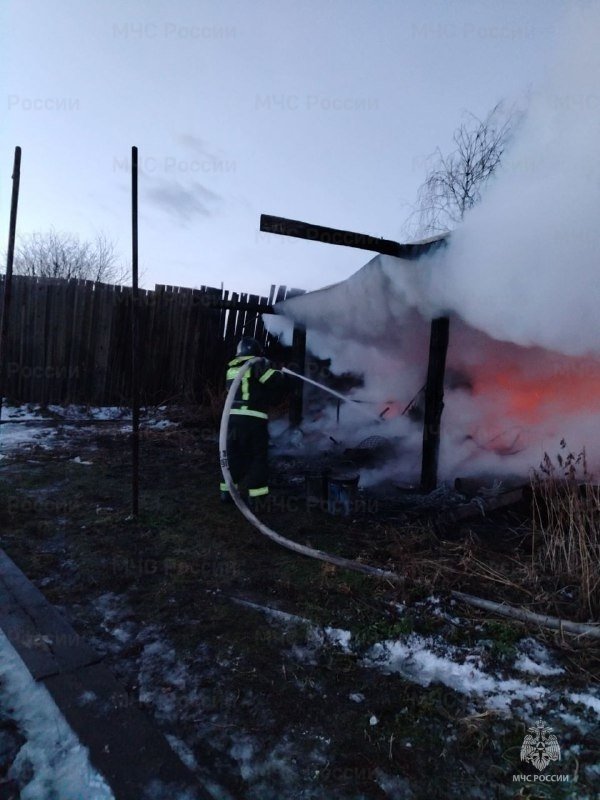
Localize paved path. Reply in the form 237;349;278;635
0;547;212;800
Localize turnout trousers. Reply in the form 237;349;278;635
220;414;270;498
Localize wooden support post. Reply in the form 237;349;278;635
420;316;450;493
0;146;22;431
289;324;306;427
131;146;140;517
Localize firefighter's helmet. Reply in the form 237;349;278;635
236;337;263;357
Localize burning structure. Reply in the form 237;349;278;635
269;243;600;487
262;5;600;489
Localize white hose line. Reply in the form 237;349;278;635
219;360;600;638
219;358;400;583
452;591;600;639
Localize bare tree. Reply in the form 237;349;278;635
405;102;518;238
12;229;128;283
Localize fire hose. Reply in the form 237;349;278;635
218;360;600;638
281;367;383;421
219;357;400;582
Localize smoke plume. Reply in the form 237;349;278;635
427;2;600;357
274;3;600;481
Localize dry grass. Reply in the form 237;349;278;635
530;442;600;617
387;522;455;590
202;384;226;428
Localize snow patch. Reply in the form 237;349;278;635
71;455;93;465
513;638;564;676
0;628;114;799
363;634;547;712
349;693;365;703
569;693;600;716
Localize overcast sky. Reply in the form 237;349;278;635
2;0;570;295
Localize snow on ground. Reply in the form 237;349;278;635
0;628;114;800
25;573;600;800
87;593;343;800
513;637;565;676
0;405;58;454
569;693;600;715
0;403;176;458
231;595;598;733
364;635;548;713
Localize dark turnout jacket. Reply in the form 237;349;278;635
225;355;287;419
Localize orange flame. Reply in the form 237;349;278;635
472;356;600;424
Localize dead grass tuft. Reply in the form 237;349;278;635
531;442;600;617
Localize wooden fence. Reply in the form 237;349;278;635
0;275;300;405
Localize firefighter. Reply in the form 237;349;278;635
220;336;288;506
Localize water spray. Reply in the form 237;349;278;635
281;366;382;422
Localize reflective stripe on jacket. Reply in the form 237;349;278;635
225;355;282;419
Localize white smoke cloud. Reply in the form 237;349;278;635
427;2;600;357
273;2;600;481
277;258;600;477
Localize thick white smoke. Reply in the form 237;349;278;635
272;3;600;482
274;255;600;480
427;2;600;357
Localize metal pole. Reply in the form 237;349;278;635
131;146;140;516
0;146;22;436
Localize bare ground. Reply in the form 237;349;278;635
0;407;598;799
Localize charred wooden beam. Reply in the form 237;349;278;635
420;316;450;493
289;324;307;426
435;487;526;528
260;214;445;259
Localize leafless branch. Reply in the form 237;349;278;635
405;102;519;238
11;228;128;284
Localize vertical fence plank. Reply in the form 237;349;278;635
205;286;225;395
244;295;260;340
254;295;269;349
233;293;248;343
224;292;238;355
44;280;59;404
93;283;113;404
275;285;287;304
32;279;48;402
19;277;30;399
82;280;97;404
60;279;76;402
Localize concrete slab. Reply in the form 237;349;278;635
0;547;212;800
0;548;99;679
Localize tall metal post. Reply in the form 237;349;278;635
131;147;140;516
0;146;22;434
